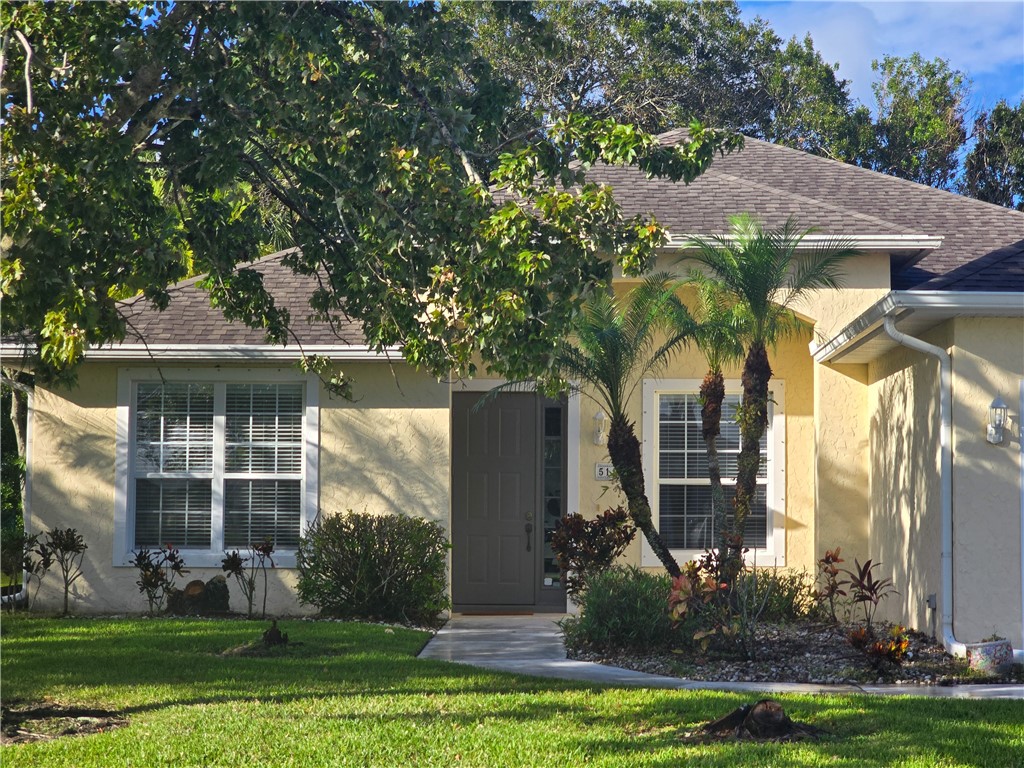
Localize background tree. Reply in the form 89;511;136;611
553;276;696;577
960;99;1024;210
686;216;858;582
855;53;969;189
458;1;839;139
755;34;860;161
462;2;1017;209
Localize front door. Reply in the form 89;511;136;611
451;392;537;608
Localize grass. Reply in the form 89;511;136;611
1;616;1022;767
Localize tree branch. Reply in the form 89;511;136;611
13;30;33;113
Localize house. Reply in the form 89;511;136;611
7;132;1023;660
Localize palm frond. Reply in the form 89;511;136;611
681;215;859;346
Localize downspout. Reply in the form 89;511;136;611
881;317;966;657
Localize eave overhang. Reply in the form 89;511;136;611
0;343;404;364
811;291;1024;365
666;233;944;259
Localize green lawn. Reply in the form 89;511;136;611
1;617;1021;767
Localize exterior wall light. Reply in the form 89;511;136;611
987;395;1008;444
593;409;607;445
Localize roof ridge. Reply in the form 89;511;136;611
118;248;301;308
740;136;1024;220
704;166;922;236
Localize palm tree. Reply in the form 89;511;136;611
685;273;747;565
555;274;696;578
686;214;858;578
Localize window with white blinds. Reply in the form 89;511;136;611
655;392;768;550
224;384;303;548
134;383;214;548
130;380;306;552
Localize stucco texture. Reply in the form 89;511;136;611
26;362;450;615
949;318;1023;646
867;317;1024;647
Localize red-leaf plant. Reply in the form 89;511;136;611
844;558;896;636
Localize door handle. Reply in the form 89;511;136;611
525;521;533;551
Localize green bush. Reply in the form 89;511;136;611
742;566;820;623
296;511;450;627
560;566;674;653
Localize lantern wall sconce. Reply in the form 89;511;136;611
987;396;1008;444
594;409;607;445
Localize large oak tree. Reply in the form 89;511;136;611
1;1;739;386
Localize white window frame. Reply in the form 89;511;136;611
114;368;319;568
641;378;786;567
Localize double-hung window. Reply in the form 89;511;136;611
641;379;785;565
115;370;318;567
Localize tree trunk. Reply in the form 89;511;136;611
699;369;727;557
606;413;680;578
733;341;772;540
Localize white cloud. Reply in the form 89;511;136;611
738;1;1024;111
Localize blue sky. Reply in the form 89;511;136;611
737;1;1024;114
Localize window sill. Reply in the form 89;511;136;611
640;543;786;570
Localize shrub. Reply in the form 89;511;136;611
814;547;849;623
741;566;819;623
560;566;674;653
551;507;636;597
844;558;896;634
222;538;276;619
131;545;188;615
0;530;50;611
296;511;450;627
45;527;87;615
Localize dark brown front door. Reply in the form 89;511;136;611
451;392;537;608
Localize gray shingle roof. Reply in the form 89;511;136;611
586;129;1024;291
119;250;364;347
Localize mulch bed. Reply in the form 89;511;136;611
570;621;1023;686
1;701;127;745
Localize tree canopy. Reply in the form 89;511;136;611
463;2;1004;197
960;99;1024;210
0;0;739;384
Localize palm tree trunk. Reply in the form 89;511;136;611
733;341;772;544
606;413;681;578
699;369;728;557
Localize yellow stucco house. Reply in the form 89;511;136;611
8;134;1023;661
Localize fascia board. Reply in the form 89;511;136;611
0;343;403;363
665;233;944;251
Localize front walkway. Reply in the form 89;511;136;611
418;614;1024;699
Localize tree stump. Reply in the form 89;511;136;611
689;699;823;742
262;620;288;647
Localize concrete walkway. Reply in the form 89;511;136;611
418;614;1024;699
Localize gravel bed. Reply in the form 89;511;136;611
568;622;1023;686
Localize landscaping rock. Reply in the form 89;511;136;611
569;621;1023;686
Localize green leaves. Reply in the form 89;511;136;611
2;2;739;388
961;99;1024;210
